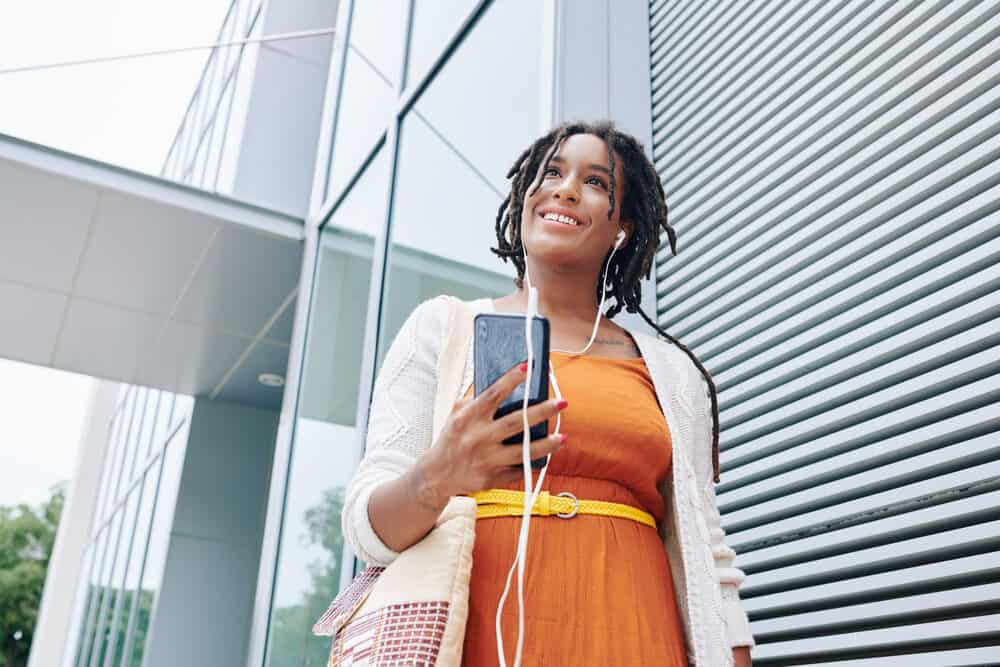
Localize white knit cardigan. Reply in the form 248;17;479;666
341;296;755;665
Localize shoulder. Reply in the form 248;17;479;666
630;328;711;400
398;294;492;345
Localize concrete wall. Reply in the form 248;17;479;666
144;398;278;667
29;381;118;667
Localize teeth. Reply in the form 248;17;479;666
542;212;579;226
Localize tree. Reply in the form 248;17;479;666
0;485;64;667
267;486;345;667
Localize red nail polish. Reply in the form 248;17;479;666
556;399;569;410
518;362;528;373
560;434;568;444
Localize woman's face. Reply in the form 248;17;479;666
520;133;632;275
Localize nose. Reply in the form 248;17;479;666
553;176;580;202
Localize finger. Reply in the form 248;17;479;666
493;398;567;440
499;433;565;466
475;362;528;414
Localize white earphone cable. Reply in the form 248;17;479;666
494;228;623;667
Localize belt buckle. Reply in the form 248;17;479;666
556;491;579;519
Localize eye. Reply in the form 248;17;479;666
543;167;560;178
586;175;608;189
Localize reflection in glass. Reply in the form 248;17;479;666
118;388;146;493
412;0;542;192
216;10;263;194
73;527;107;667
379;113;514;367
77;508;122;667
113;461;160;667
324;0;406;201
127;432;188;666
406;0;478;89
264;175;381;666
90;488;140;667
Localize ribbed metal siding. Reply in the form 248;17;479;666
649;1;1000;664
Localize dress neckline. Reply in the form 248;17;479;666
483;297;647;363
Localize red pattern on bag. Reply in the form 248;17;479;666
329;600;450;666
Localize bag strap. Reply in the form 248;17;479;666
432;296;474;444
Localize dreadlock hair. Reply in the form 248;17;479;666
490;119;722;483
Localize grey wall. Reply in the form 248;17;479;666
232;0;339;216
145;398;278;667
555;0;657;333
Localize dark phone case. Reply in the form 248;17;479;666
473;313;550;469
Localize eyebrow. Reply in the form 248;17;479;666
550;155;610;175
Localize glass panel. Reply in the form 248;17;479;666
263;162;382;667
112;461;160;667
216;10;263;194
378;115;513;367
128;433;188;667
101;388;134;521
406;0;478;89
91;489;139;667
73;527;107;667
411;0;542;193
205;73;236;191
79;508;123;667
94;403;124;528
379;0;542;365
151;393;174;457
136;390;157;468
118;388;146;496
324;0;407;201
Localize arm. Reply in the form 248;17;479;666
342;296;564;565
340;296;449;566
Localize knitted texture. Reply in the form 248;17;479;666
340;295;755;657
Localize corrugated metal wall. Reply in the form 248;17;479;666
648;1;1000;664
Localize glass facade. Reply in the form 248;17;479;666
67;386;192;667
160;0;264;192
258;0;544;662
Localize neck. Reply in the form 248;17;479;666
512;257;604;321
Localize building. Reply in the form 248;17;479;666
7;1;998;665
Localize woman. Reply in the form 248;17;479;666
341;120;755;665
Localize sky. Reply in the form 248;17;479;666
0;0;229;507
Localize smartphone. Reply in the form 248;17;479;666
473;313;550;469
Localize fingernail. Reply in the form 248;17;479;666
555;399;568;410
518;362;528;373
560;434;568;445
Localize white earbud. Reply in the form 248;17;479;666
615;229;626;249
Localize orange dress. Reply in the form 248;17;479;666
461;352;689;665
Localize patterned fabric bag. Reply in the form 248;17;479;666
312;496;476;666
313;297;477;666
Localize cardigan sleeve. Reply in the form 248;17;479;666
695;379;756;649
340;295;450;567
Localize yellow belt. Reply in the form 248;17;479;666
470;489;656;528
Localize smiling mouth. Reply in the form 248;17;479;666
540;211;583;227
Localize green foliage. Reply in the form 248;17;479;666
267;486;345;667
0;486;65;667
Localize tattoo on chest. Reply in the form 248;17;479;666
595;338;626;346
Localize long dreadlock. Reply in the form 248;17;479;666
490;120;722;483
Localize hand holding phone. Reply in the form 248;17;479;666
414;362;567;506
